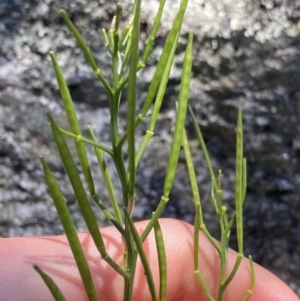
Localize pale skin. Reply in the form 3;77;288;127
0;219;298;301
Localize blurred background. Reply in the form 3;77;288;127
0;0;300;296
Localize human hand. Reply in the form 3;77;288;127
0;218;298;301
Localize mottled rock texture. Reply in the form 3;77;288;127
0;0;300;296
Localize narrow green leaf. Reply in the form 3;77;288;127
217;170;224;213
127;0;142;200
141;31;193;241
221;254;243;289
189;105;218;194
182;129;203;224
249;256;256;291
40;158;98;301
141;0;167;64
102;28;112;53
241;256;255;301
49;51;95;197
148;34;179;132
154;219;167;301
242;158;247;205
113;30;120;89
59;10;113;97
119;23;131;52
34;265;68;301
163;31;193;197
135;130;154;169
134;33;179;168
109;77;120;151
120;32;132;77
235;107;244;255
194;203;200;273
60;10;97;72
193;204;215;301
139;0;189;119
124;209;158;301
109;27;115;51
112;4;122;90
47;113;129;280
210;184;219;217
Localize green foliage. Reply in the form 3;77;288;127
37;1;255;301
187;107;255;300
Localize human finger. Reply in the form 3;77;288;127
0;218;298;301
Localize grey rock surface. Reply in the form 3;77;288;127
0;0;300;296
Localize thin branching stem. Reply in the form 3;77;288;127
38;2;257;301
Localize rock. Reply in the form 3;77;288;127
0;0;299;296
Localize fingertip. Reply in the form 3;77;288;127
141;219;299;301
247;262;300;301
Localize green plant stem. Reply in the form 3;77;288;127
88;126;123;225
240;256;255;301
154;219;167;301
182;129;203;223
123;236;137;301
110;89;121;148
124;209;158;301
58;127;113;155
121;1;142;288
235;108;244;255
194;204;215;301
113;146;130;208
122;207;138;301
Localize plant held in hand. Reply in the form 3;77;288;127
36;1;255;300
